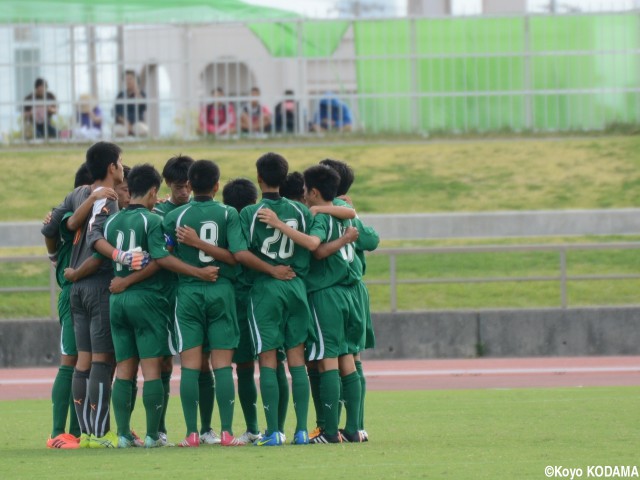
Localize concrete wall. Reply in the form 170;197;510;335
360;307;640;360
8;209;640;248
3;307;640;366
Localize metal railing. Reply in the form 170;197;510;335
0;255;58;318
367;242;640;312
3;242;640;317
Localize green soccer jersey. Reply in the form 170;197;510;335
239;197;313;278
163;198;247;284
55;211;74;288
152;199;181;287
103;205;169;292
153;199;181;218
306;213;363;293
333;197;379;276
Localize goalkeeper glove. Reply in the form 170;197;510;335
111;248;150;270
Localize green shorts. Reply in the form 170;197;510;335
347;282;369;353
233;288;256;364
166;281;178;356
110;289;170;362
306;285;355;360
175;280;239;353
358;281;376;349
57;284;77;356
248;276;311;354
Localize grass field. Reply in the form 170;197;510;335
1;387;639;479
3;135;640;221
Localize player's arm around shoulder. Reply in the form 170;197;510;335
257;206;321;252
67;186;118;232
41;189;79;238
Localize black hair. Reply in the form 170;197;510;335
124;69;137;79
223;178;258;212
122;165;131;181
34;78;46;89
188;159;220;195
85;141;122;181
215;87;224;94
127;163;162;198
251;86;260;94
256;152;288;188
303;165;340;202
74;163;93;188
162;155;194;183
279;171;304;202
284;89;294;96
319;158;354;196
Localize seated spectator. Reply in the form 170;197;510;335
23;78;58;139
113;70;148;138
312;94;353;132
73;94;102;140
274;89;301;133
240;87;272;133
198;87;236;135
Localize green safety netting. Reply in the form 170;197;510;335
355;15;640;132
2;0;346;57
249;21;349;57
1;0;297;24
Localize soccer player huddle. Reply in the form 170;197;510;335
42;141;379;449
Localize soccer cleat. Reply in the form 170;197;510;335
130;429;144;447
117;435;136;448
89;430;118;448
360;429;369;442
200;429;221;445
47;433;79;449
178;432;200;448
237;431;262;444
254;431;283;446
220;431;246;446
280;432;287;443
339;429;366;443
144;436;164;448
78;433;91;448
309;430;343;444
291;430;309;445
158;432;174;447
308;427;322;440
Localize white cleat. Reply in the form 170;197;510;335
158;432;174;447
237;431;263;444
200;429;221;445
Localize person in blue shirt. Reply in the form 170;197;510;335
312;95;352;132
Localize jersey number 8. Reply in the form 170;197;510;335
198;221;219;262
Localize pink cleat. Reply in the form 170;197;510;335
220;431;246;446
178;432;200;447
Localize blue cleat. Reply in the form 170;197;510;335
254;431;283;446
292;430;309;445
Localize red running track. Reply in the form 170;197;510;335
1;356;639;401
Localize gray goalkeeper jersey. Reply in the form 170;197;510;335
42;185;119;285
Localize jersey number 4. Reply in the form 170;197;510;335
261;220;298;260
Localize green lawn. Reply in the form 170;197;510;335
1;387;638;479
3;136;640;221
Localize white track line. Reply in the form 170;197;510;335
2;366;639;387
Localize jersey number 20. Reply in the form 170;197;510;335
261;220;298;260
